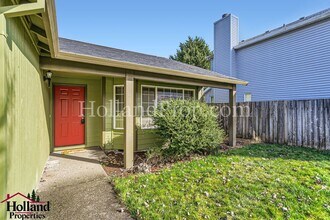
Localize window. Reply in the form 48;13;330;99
114;85;124;129
244;93;252;102
141;85;195;129
184;90;194;100
157;88;184;103
141;87;156;128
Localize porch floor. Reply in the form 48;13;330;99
37;147;132;220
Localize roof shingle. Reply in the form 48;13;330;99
59;38;244;83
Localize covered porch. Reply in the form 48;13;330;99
33;0;248;169
40;56;241;169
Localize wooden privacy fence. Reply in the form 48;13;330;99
211;99;330;150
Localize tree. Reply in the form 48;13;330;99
31;190;36;201
170;36;213;70
36;196;40;202
27;193;31;199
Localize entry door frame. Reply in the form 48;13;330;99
52;83;87;149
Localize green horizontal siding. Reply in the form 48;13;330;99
102;77;125;150
112;130;124;149
137;129;163;151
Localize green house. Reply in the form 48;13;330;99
0;0;247;217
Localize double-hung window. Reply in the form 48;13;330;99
114;85;124;129
141;87;156;129
141;86;195;129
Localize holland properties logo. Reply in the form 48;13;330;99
1;190;50;219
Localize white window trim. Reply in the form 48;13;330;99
141;85;157;130
113;85;124;130
140;85;196;129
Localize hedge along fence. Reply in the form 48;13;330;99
210;99;330;150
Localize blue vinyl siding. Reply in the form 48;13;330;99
214;16;231;76
235;19;330;101
212;14;239;103
208;11;330;103
213;14;239;77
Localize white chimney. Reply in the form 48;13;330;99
213;13;239;77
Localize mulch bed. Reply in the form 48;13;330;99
100;138;257;177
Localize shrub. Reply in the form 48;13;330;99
152;99;225;159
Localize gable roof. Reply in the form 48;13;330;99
58;38;247;85
235;8;330;49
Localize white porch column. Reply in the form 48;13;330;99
229;85;237;147
124;73;134;169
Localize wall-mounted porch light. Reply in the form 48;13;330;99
43;70;52;88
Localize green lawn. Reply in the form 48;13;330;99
113;144;330;219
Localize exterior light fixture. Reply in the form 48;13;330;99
44;70;52;88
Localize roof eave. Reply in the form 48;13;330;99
57;51;248;86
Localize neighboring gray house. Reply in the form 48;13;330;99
205;9;330;103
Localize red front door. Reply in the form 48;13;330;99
54;85;85;147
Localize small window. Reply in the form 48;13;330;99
210;96;214;103
244;93;252;102
114;85;124;129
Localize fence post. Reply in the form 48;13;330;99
229;86;237;147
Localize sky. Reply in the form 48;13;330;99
56;0;330;58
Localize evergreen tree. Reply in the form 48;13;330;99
31;190;36;201
27;193;31;199
170;36;213;70
36;196;40;202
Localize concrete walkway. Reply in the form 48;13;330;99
37;147;132;220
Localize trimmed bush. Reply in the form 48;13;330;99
152;99;225;159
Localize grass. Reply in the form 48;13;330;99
113;144;330;219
